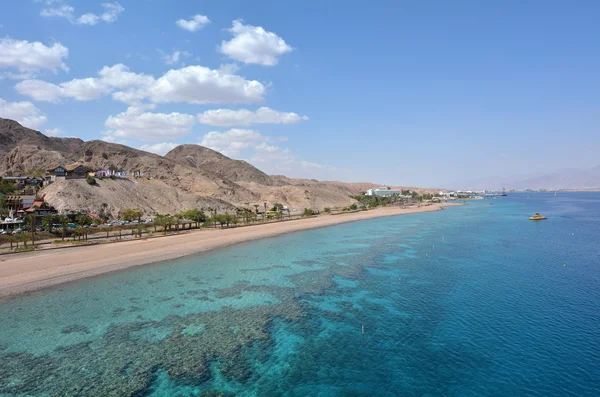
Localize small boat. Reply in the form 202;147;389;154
529;213;547;221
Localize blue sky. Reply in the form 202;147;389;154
1;0;599;187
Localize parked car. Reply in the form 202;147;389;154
12;229;22;234
0;230;8;235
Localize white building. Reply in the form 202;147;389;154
365;186;401;197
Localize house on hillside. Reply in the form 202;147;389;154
48;164;93;182
5;195;36;211
23;197;57;216
95;168;111;178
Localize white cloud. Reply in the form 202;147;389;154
176;14;210;32
0;98;47;129
104;106;195;141
98;63;154;89
99;2;125;23
139;142;179;156
161;50;191;65
200;128;266;157
252;142;294;164
220;20;292;66
149;65;265;104
15;77;108;102
198;128;334;174
77;13;100;25
0;71;38;80
0;38;68;72
41;1;124;25
197;106;308;127
44;128;62;137
60;77;109;100
15;79;64;103
16;63;265;105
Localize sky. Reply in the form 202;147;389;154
1;0;599;187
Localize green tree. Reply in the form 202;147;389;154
58;215;69;241
24;213;37;247
121;208;144;222
180;209;206;228
0;181;16;195
20;233;29;248
302;208;314;217
154;214;168;234
74;226;84;241
86;175;97;185
42;214;56;233
271;203;284;211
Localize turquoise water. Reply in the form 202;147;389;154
1;193;599;396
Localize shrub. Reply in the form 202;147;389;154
350;203;358;210
86;175;97;185
324;207;331;213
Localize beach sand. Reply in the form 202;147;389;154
0;204;454;297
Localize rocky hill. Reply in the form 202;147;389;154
0;118;83;167
165;144;279;186
0;117;371;216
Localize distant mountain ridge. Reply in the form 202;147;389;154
456;165;600;190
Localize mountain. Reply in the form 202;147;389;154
0;117;365;216
456;166;600;190
0;118;83;165
164;144;279;186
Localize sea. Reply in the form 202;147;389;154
0;192;599;396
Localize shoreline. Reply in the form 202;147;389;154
0;203;457;298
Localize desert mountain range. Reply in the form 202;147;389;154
0;117;432;217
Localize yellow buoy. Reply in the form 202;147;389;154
563;264;566;267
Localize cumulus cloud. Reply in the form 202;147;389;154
200;129;266;157
161;50;191;65
251;142;294;164
220;20;292;66
97;64;154;89
149;66;265;104
198;128;334;177
15;77;108;102
197;106;308;127
40;1;125;25
104;106;195;141
16;63;265;105
139;142;179;156
176;14;210;32
60;77;109;100
14;79;64;103
0;38;68;73
0;98;47;129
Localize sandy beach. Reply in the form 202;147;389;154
0;204;454;298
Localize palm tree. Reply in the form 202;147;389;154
25;213;37;247
20;233;29;248
59;215;69;241
74;226;84;241
42;214;55;233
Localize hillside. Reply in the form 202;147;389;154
0;118;371;216
0;118;83;168
165;144;278;186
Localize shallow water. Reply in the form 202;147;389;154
1;193;599;396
